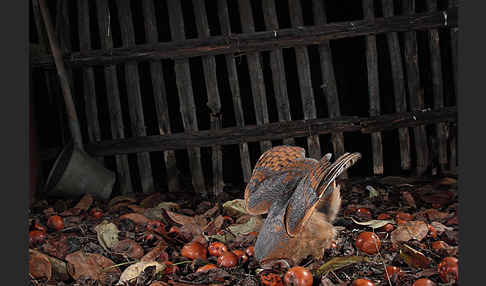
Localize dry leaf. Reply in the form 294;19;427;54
156;202;180;211
127;204;146;214
140;193;163;208
430;221;454;235
94;221;120;251
350;218;394;229
108;195;137;208
42;234;69;259
29;249;52;280
65;251;119;282
73;194;93;211
120;213;151;225
222;199;248;218
141;241;168;262
117;261;165;285
399;244;431;269
423;209;451;221
112;239;144;259
402;191;417;208
316;256;370;276
391;221;429;244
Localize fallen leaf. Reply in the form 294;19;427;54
65;251;119;282
156;202;180;211
433;177;457;187
108;195;137;208
350;218;394;230
201;204;219;219
228;216;263;236
402;191;417;208
94;221;120;251
127;204;146;214
120;213;151;225
365;185;379;199
422;209;451;221
73;194;93;211
446;214;458;226
391;221;429;244
399;244;431;269
222;199;248;218
29;249;52;280
315;256;370;276
117;261;165;285
165;210;197;226
429;221;454;235
141;241;168;262
140;193;163;208
42;234;69;259
112;239;144;259
418;188;455;207
203;215;225;235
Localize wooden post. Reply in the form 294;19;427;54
401;0;430;175
193;0;224;197
95;0;133;194
116;0;155;194
238;0;272;152
288;0;321;160
382;0;411;170
262;0;295;146
425;0;448;172
77;0;103;162
363;0;384;174
217;0;252;182
167;0;207;197
141;0;181;193
312;0;346;164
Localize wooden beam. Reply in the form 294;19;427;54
363;0;384;175
167;0;207;197
141;0;181;193
382;0;411;170
401;0;429;175
31;8;458;68
95;0;133;194
116;0;155;194
217;0;252;182
193;0;224;198
288;0;321;159
85;107;457;156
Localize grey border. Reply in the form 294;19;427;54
0;0;28;284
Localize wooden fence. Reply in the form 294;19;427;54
30;0;458;198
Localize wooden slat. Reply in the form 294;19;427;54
116;0;155;194
95;0;133;194
401;0;429;175
193;0;224;197
425;0;448;171
217;0;252;182
288;0;321;159
238;0;272;152
77;0;102;160
363;0;384;174
312;0;345;158
141;0;181;193
86;107;457;156
448;0;458;173
382;0;411;170
261;0;294;146
166;0;207;197
32;8;458;68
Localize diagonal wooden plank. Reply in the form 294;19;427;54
95;0;133;194
166;0;207;197
116;0;155;194
193;0;224;197
401;0;429;175
217;0;252;182
382;0;411;170
312;0;346;160
261;0;294;146
363;0;384;174
425;0;448;172
288;0;321;160
141;0;181;193
238;0;272;152
77;0;103;162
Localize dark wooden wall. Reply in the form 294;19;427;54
30;0;458;198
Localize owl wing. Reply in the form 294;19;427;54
284;152;362;236
244;145;316;215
